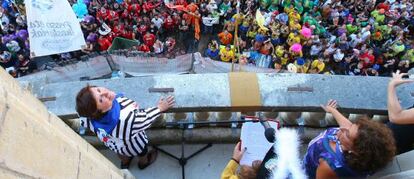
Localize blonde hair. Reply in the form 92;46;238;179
238;160;262;179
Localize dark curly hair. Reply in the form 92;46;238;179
344;118;396;174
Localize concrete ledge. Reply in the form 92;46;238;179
29;73;414;118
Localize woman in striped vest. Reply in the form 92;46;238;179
76;85;175;169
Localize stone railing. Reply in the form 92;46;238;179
20;72;414;146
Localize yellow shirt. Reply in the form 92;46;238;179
220;48;235;62
221;160;239;179
311;60;325;72
288;12;301;22
295;62;309;73
287;33;301;46
281;56;289;65
289;21;302;31
275;46;285;57
284;7;295;14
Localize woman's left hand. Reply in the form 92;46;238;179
389;70;414;87
232;141;246;163
157;95;175;112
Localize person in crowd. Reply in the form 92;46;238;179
220;45;235;62
76;85;175;169
387;70;414;154
221;141;262;179
205;40;220;60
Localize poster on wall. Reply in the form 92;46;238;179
25;0;86;57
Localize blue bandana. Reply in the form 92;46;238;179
91;93;123;134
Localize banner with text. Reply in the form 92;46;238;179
25;0;86;57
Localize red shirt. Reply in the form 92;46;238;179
97;9;110;21
138;24;148;35
108;10;119;21
113;24;125;36
377;3;390;11
98;37;112;51
359;52;375;67
138;44;150;52
122;31;134;39
121;10;131;20
127;3;141;16
164;18;175;29
143;33;156;47
143;2;160;12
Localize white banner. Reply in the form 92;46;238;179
25;0;86;57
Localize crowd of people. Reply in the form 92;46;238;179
0;1;34;77
204;0;414;76
0;0;413;77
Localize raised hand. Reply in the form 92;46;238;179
232;141;246;163
157;95;175;112
389;70;414;87
321;99;338;113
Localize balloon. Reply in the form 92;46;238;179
301;27;312;39
17;29;28;40
1;36;10;43
8;34;17;40
72;0;88;19
86;33;98;42
290;43;302;53
83;15;95;24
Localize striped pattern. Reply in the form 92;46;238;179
80;97;161;157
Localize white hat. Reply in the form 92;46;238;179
287;63;297;73
98;23;111;36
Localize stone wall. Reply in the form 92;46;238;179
0;68;130;179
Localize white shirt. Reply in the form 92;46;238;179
202;16;219;26
310;45;322;56
360;28;371;42
349;34;362;48
151;17;164;29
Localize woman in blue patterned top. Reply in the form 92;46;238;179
303;99;396;178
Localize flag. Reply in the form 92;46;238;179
25;0;86;57
255;9;269;31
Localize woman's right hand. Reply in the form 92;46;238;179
321;99;338;113
389;70;414;88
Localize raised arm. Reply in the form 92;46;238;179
131;96;175;132
387;71;414;124
321;99;352;128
